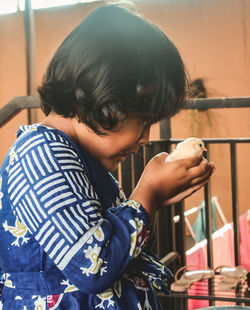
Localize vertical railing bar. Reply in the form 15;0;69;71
171;201;186;269
204;181;214;306
204;143;214;306
117;163;122;187
166;141;180;267
178;201;186;267
230;142;240;266
121;154;132;198
131;154;135;191
143;145;146;167
204;143;213;267
171;204;177;253
24;0;37;124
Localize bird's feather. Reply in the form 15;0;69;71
165;137;206;162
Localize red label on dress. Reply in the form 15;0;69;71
47;294;63;309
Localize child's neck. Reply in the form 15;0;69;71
41;113;76;141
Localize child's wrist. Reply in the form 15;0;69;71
129;193;156;227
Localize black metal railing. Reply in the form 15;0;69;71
116;137;250;309
117;138;249;254
1;95;250;128
0;95;39;127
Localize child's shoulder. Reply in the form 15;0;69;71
1;124;84;175
13;124;80;160
17;124;73;147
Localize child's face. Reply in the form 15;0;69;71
74;116;151;172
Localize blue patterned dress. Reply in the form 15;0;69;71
0;124;172;309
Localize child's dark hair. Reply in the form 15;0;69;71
38;4;188;134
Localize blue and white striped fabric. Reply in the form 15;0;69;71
0;124;172;310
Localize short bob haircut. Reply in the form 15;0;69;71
38;3;188;134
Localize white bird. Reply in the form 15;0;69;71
165;137;207;162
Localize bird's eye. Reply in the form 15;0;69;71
199;144;202;147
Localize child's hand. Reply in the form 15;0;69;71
130;152;215;223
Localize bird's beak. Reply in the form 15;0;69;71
202;146;207;152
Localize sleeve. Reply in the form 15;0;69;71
6;131;150;294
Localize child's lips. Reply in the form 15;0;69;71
116;145;139;161
116;150;132;161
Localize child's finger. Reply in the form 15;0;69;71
174;154;204;169
189;164;214;186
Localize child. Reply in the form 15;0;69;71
0;4;214;309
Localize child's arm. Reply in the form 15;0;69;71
130;152;214;229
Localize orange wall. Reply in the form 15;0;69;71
0;0;249;223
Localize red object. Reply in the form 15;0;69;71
47;294;64;309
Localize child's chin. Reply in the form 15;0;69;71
102;160;119;172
